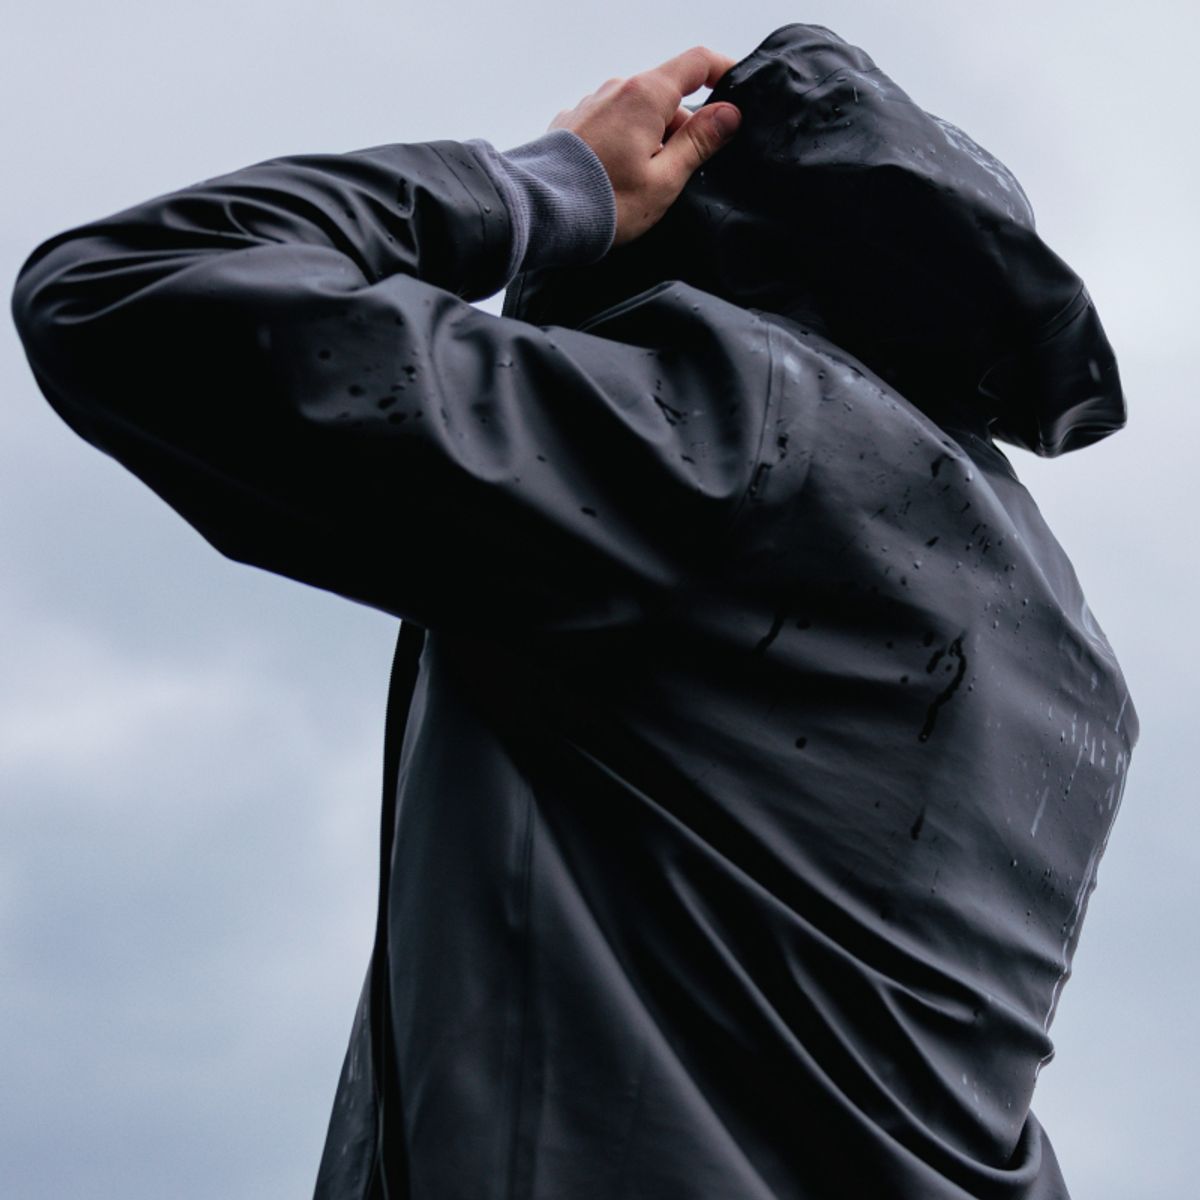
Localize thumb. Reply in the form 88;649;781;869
658;102;741;186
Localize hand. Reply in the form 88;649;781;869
547;45;741;248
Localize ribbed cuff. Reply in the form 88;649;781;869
463;128;617;285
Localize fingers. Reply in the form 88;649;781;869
651;45;738;99
635;47;741;214
651;102;741;191
620;45;737;130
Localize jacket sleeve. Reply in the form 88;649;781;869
10;133;769;635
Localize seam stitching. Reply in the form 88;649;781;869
429;140;512;299
706;317;781;556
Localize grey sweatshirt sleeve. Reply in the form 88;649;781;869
463;128;617;285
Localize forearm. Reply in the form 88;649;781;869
12;126;616;362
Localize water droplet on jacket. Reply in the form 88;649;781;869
349;384;365;396
404;364;417;379
794;735;807;749
318;348;332;360
581;506;597;517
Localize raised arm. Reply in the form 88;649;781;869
11;47;752;636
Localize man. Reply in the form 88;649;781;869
11;22;1138;1200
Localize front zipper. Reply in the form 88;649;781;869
368;618;427;1199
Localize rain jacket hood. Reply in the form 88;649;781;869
506;23;1126;457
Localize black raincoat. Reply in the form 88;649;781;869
11;23;1139;1200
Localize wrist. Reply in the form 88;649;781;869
464;128;617;284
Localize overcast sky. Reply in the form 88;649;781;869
2;2;1195;1197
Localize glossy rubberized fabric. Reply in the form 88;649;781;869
11;21;1137;1200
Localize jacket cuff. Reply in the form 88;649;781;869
463;129;617;285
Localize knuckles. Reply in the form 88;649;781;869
616;75;653;103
